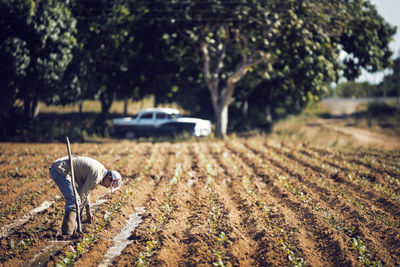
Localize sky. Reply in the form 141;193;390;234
357;0;400;84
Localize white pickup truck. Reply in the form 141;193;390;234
112;108;212;139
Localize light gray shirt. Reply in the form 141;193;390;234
52;155;107;206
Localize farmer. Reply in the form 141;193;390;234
49;155;122;236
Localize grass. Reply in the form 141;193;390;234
8;97;180;142
11;97;400;144
9;97;184;142
271;102;344;147
38;96;181;115
351;102;400;137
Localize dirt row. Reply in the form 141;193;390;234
0;138;399;266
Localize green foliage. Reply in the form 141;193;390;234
0;0;77;119
1;0;397;140
340;1;395;80
335;81;378;98
351;236;382;266
378;56;400;97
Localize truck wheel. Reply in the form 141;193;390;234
125;131;136;139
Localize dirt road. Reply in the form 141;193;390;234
321;97;398;116
315;118;400;150
317;97;400;149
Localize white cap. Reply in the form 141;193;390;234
110;170;122;193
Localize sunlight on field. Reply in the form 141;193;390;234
1;139;399;266
272;101;400;150
38;96;181;115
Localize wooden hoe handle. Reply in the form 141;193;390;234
66;137;82;234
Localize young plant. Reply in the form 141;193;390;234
57;144;159;266
136;145;182;266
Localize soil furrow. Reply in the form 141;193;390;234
224;141;360;266
207;142;285;266
0;142;118;220
263;141;400;220
194;142;240;266
294;145;400;192
265;153;398;264
1;138;399;266
237;141;399;265
0;142;148;266
245;140;400;229
113;142;178;266
150;143;215;266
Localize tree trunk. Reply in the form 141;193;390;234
242;100;248;116
200;37;267;138
214;104;228;138
265;105;272;123
154;94;160;107
23;96;39;119
208;83;231;139
123;98;129;115
99;91;114;122
265;87;274;123
32;98;39;119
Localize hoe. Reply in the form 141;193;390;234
66;136;82;234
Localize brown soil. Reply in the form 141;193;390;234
0;138;399;266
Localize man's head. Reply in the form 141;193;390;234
102;170;122;192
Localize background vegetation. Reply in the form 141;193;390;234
1;0;398;141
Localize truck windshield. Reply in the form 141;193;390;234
167;114;180;119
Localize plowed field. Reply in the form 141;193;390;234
1;138;399;266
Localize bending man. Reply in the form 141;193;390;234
49;155;122;236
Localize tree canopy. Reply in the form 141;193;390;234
0;0;397;139
0;0;77;119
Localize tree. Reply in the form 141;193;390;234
162;0;395;138
378;56;400;98
70;0;125;122
70;0;177;121
0;0;77;120
340;0;396;80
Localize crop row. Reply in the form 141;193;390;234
229;140;383;266
217;142;306;266
294;143;400;192
245;140;400;229
136;144;182;266
56;144;158;266
306;143;400;175
264;140;400;211
272;141;400;199
0;142;123;221
194;143;229;266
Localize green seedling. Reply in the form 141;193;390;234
135;145;182;266
57;145;159;267
222;146;306;267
